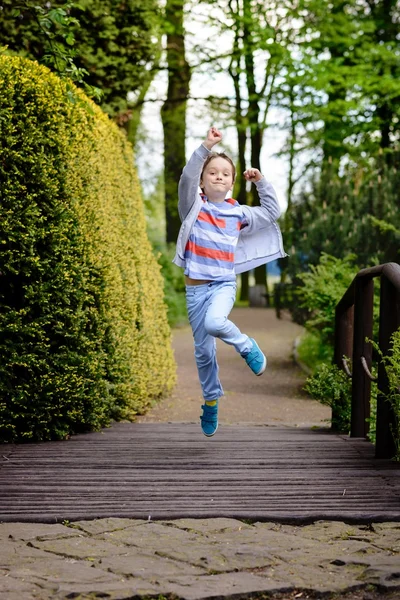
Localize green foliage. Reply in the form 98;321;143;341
0;0;160;116
293;0;400;162
273;279;311;325
305;361;379;439
154;244;187;328
382;331;400;460
296;332;333;371
141;173;187;328
305;363;352;432
285;151;400;281
296;254;356;347
366;384;378;446
0;55;176;442
371;329;400;460
8;1;101;101
296;253;383;441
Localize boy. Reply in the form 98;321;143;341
173;126;285;436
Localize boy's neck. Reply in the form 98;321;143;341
205;192;226;203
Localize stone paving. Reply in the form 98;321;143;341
1;518;400;599
1;308;399;600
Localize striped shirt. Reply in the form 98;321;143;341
184;195;248;281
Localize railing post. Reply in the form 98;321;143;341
334;304;354;430
351;277;374;438
376;274;400;458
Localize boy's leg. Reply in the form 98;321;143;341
204;281;252;354
186;284;224;402
186;283;223;436
204;281;267;376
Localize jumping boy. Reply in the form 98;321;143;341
173;126;286;437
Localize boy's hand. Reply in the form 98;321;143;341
243;168;263;182
203;126;222;150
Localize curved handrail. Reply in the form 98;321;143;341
334;262;400;459
336;262;400;313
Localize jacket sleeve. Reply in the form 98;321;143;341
178;144;211;221
254;177;281;222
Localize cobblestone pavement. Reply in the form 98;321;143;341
1;308;399;600
1;518;400;599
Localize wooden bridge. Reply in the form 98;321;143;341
1;422;399;523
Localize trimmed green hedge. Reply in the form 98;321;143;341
0;55;176;442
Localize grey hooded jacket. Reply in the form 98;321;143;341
173;144;286;275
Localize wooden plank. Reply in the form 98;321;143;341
1;423;399;523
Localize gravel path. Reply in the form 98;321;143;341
138;307;330;428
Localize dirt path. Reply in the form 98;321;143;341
138;307;330;428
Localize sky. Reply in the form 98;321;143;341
135;3;290;212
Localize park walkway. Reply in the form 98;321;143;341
138;307;330;428
1;308;400;600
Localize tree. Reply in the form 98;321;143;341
285;152;400;280
0;0;160;117
225;0;296;301
161;0;191;244
294;0;400;167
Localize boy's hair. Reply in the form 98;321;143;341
200;152;236;191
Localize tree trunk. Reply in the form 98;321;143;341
373;0;399;160
238;119;250;301
280;84;296;284
321;2;349;174
228;9;250;302
243;0;268;299
161;0;191;244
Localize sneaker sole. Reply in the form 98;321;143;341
256;355;267;376
202;423;218;437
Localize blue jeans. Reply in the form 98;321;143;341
185;281;252;401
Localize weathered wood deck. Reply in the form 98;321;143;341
1;422;399;523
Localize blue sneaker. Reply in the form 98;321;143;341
200;402;218;437
242;338;267;376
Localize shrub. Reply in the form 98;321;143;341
298;254;382;436
296;331;333;371
153;243;187;328
372;329;400;460
0;55;176;442
304;363;352;432
297;253;357;348
305;360;379;438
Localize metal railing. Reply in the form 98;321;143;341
334;262;400;459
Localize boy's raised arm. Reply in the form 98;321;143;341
178;145;210;221
177;127;222;221
255;177;281;221
203;126;222;150
243;167;281;222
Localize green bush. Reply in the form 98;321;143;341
372;329;400;460
297;253;357;348
0;55;176;442
283;155;400;282
304;363;352;432
296;331;333;371
298;254;382;436
295;254;356;430
305;360;378;439
153;243;187;328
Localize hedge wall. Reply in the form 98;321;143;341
0;55;176;442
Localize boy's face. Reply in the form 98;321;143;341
200;157;234;199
